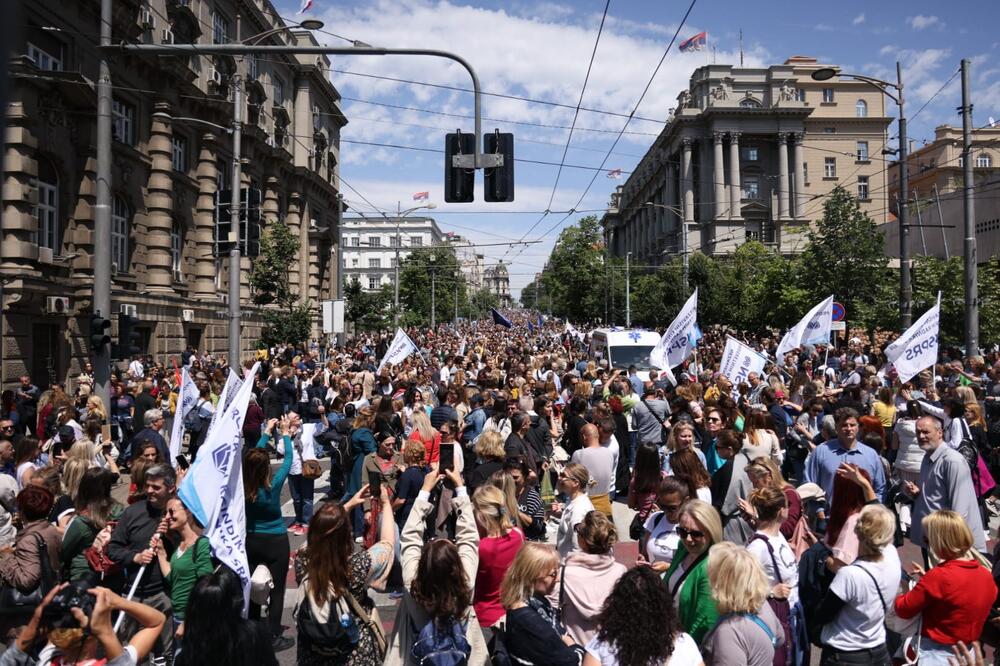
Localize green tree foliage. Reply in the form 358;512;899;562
248;221;312;346
912;256;1000;345
397;247;468;327
344;278;392;331
470;289;500;319
542;216;611;322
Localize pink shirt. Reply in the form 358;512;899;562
474;527;525;626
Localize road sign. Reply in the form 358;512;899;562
831;321;846;331
832;302;846;322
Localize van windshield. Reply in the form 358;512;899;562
609;345;656;370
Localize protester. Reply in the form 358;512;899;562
638;476;689;571
0;485;61;592
553;463;595;559
663;499;722;644
154;497;212;633
471;484;525;628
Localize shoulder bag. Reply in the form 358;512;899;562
0;533;55;616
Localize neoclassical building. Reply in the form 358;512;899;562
483;262;511;307
603;56;892;264
3;0;345;389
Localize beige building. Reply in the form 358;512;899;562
603;56;892;263
888;124;1000;205
3;0;345;390
445;233;484;290
483;262;511;307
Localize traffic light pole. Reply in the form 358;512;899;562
228;75;243;368
93;0;113;409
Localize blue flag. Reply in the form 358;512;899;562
528;321;535;334
537;313;544;329
491;308;513;328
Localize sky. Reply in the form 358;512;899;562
274;0;1000;299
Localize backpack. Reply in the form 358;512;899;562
295;591;359;660
411;617;471;666
184;400;207;434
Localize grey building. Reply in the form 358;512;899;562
341;216;444;291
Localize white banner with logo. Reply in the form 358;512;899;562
885;293;941;384
719;336;770;399
206;368;243;439
649;288;699;382
168;367;199;464
377;328;418;374
776;295;834;359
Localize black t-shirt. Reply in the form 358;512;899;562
50;494;75;525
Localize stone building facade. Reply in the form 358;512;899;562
483;262;511;307
603;56;892;264
887;124;1000;204
340;216;444;291
3;0;345;390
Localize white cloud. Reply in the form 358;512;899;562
906;15;941;30
879;45;897;56
852;13;866;25
814;23;835;32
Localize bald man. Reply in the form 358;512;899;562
570;423;614;517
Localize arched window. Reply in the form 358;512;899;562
36;157;59;251
111;196;130;273
856;99;868;117
739;98;761;108
171;221;183;281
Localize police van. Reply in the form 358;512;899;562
588;328;662;380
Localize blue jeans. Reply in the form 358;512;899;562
918;637;973;666
288;473;314;526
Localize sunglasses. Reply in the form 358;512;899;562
676;527;705;540
706;416;722;423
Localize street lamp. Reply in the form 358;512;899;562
646;201;688;294
625;252;632;328
394;201;436;328
428;252;437;329
812;63;911;327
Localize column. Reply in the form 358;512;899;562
298;196;310;302
793;133;806;219
665;161;678;251
713;132;726;219
193;133;219;299
293;76;313;169
681;138;694;225
729;132;741;220
144;102;175;293
286;191;302;294
777;132;790;220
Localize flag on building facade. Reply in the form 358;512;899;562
168;367;199;464
679;31;708;52
885;293;941;384
412;191;429;201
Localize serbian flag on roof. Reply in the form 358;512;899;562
679;32;707;52
606;168;622;179
412;191;429;201
296;0;313;14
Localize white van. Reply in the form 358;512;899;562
588;328;662;380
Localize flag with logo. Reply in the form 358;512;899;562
206;368;243;439
719;336;770;399
177;363;260;611
491;308;513;328
168;367;199;464
885;293;941;384
377;328;419;374
679;31;707;52
776;295;834;360
649;288;699;384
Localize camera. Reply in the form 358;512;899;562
42;580;97;629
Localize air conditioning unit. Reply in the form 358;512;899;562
265;135;275;147
139;8;156;30
120;303;137;317
111;262;119;276
161;28;174;45
209;67;224;86
37;247;54;264
182;309;195;322
45;296;69;314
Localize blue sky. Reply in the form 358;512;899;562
275;0;1000;297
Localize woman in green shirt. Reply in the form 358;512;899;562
60;467;124;583
156;497;213;633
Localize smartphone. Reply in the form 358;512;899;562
175;455;190;470
368;470;381;496
440;443;455;472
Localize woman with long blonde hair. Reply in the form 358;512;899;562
470;484;525;628
661;421;708;475
408;409;441;465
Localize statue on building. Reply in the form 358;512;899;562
779;83;796;102
709;85;728;102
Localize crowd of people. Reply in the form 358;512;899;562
0;315;998;665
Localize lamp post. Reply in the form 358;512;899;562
429;252;437;329
394;201;436;328
625;251;632;328
645;201;687;294
811;64;909;327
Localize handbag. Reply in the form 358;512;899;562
0;533;55;616
787;514;815;560
344;587;387;658
749;534;793;666
301;459;323;480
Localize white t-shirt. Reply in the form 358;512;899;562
820;546;902;651
643;511;680;565
747;531;800;605
602;435;621;494
696;486;712;504
557;493;596;559
585;631;702;665
571;446;615;497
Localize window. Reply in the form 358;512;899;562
410;236;423;247
368;275;380;290
351;258;359;267
822;88;835;103
977;154;993;168
26;43;62;71
741;147;759;162
368;236;381;247
389;236;399;248
739;98;761;108
36;160;59;251
803;162;809;183
171;223;182;280
368;258;381;269
390;257;398;268
247;54;258;81
741;175;759;200
824;157;837;178
111;197;130;272
823;127;836;134
217;159;231;190
211;11;230;44
273;78;285;106
350;236;359;247
794;88;806;102
112;99;135;145
171;136;187;172
958;156;964;168
856;141;869;162
856;99;868;117
857;176;870;200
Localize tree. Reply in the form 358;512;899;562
629;260;685;327
344;278;391;332
248;221;312;346
542;216;608;323
397;247;467;327
470;288;500;319
912;256;1000;345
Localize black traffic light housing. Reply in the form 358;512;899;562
116;313;141;359
214;187;263;256
484;131;515;202
444;131;475;203
88;314;112;352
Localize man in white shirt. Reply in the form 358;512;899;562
128;357;145;379
571;423;614;518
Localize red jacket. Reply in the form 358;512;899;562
894;558;997;645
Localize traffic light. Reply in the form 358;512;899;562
215;187;263;255
484;130;515;202
213;189;234;254
88;314;112;352
444;131;475;203
117;313;141;359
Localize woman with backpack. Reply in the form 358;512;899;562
384;468;488;666
154;496;213;636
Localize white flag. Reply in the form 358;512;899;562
206;368;243;439
885;293;941;384
377;328;418;374
649;288;699;380
564;322;585;342
776;295;834;359
178;362;260;612
168;368;199;464
458;337;467;357
719;336;770;399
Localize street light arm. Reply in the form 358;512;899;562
151;113;232;134
837;73;901;103
645;201;684;216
